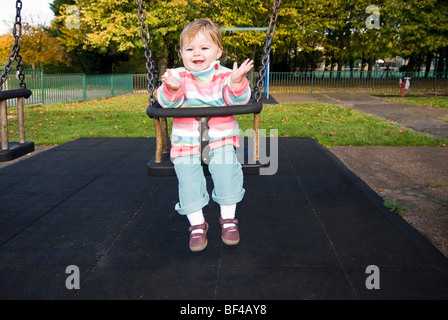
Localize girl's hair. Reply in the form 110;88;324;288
180;19;223;52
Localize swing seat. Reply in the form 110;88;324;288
0;88;32;101
0;88;35;162
0;141;35;162
1;0;37;163
146;97;270;176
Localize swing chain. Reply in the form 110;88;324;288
0;0;26;91
135;0;159;105
254;0;281;102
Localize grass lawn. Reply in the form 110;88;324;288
4;93;448;148
377;93;448;110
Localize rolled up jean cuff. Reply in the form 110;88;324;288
175;193;210;216
212;188;245;206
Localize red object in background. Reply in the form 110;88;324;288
400;80;406;96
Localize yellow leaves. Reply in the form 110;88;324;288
4;23;69;68
0;34;14;59
58;1;139;53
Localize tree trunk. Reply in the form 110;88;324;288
436;46;447;75
425;52;433;77
157;45;170;76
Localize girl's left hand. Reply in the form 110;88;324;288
230;59;254;89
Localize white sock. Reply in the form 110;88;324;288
187;209;205;234
220;204;236;229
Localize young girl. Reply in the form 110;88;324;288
157;19;254;252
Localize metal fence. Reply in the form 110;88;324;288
116;71;448;96
5;71;134;107
267;71;448;94
3;70;448;107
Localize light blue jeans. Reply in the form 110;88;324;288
172;144;245;215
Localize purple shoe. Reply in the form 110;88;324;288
219;218;240;245
189;222;208;252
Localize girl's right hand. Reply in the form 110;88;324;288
161;69;182;93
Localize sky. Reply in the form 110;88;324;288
0;0;54;35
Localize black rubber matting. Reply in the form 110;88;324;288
1;137;448;301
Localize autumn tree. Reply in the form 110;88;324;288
54;0;278;74
205;0;275;65
52;0;137;73
387;0;448;74
20;23;69;70
49;0;448;74
0;34;14;65
0;23;68;71
275;0;334;72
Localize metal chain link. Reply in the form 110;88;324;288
0;0;26;91
135;0;159;106
254;0;281;102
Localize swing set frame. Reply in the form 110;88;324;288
135;0;281;176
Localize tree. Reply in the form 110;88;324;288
20;23;69;70
387;0;448;73
37;0;448;74
0;34;14;65
53;0;138;73
206;0;274;65
54;0;277;74
0;23;68;71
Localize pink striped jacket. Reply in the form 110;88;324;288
157;61;251;158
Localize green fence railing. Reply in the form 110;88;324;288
3;70;447;107
5;71;135;107
268;71;448;94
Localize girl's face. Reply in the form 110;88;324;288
181;30;222;72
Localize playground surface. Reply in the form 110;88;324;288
1;92;447;301
273;92;448;260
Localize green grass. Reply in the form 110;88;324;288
236;102;448;148
7;95;156;145
377;93;448;110
4;94;448;147
384;201;409;217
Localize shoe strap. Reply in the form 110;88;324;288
189;223;207;233
220;218;238;226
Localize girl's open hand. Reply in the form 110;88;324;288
230;59;254;89
161;69;182;94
